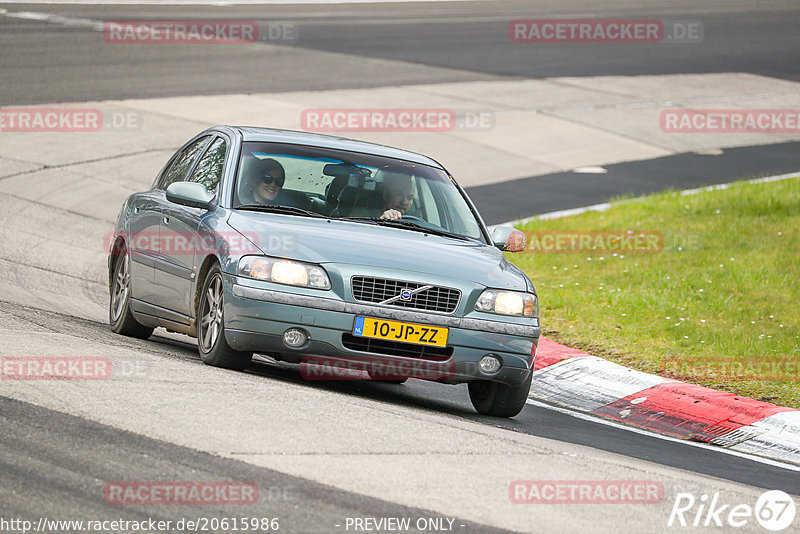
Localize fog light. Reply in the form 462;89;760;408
479;354;502;374
283;328;308;348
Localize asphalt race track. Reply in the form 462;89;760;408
1;1;799;533
2;0;800;104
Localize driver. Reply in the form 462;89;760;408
350;171;416;220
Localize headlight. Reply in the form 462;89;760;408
475;289;537;317
238;256;331;290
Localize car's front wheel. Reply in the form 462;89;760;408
197;265;252;370
109;248;154;339
468;372;532;417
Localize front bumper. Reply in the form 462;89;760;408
226;283;539;386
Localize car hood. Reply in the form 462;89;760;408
227;212;528;290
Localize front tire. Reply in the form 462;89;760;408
109;248;154;339
197;265;252;371
468;371;532;417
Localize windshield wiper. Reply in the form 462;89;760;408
342;217;470;241
236;204;326;218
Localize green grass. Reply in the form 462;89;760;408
510;176;800;408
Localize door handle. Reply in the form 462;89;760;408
163;216;170;224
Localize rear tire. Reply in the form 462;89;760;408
468;371;532;417
197;265;252;371
109;248;154;339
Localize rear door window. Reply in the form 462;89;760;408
160;136;212;190
190;137;227;195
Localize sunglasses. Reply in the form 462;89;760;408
262;173;285;186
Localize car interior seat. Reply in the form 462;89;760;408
321;175;349;215
333;184;383;217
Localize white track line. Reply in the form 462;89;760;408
2;10;104;30
0;7;522;27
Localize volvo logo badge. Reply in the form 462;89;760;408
399;288;413;301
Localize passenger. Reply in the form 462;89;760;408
238;156;285;205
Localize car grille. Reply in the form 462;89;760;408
351;276;460;313
341;334;453;361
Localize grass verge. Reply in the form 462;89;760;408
510;175;800;408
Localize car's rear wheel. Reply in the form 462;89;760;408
197;265;252;370
109;248;154;339
468;372;532;417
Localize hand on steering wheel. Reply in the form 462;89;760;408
379;209;402;220
380;210;422;222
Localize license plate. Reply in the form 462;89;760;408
352;316;449;347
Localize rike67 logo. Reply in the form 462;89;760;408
668;490;796;531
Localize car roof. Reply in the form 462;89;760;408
219;126;444;169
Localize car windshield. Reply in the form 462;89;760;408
233;141;485;241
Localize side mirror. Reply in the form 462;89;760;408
166;182;214;210
491;226;527;253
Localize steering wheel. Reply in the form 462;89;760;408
400;214;424;222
